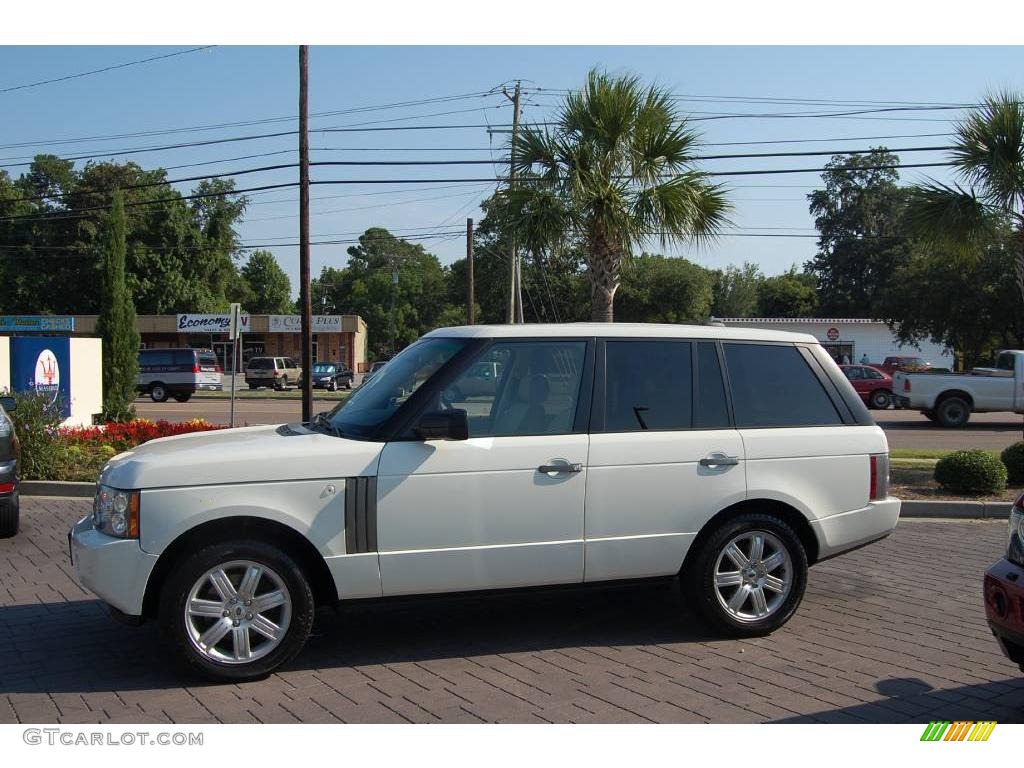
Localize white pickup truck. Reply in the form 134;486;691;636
893;350;1024;427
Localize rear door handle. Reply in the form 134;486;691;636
699;453;739;468
538;461;582;474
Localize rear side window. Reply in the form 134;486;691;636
605;341;692;431
724;343;842;428
695;342;730;429
141;350;172;366
172;350;195;366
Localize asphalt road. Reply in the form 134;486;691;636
136;397;1024;452
3;498;1021;723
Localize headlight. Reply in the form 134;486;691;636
1009;499;1024;567
93;485;140;538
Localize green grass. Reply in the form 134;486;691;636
890;448;1001;460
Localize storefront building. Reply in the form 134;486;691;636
718;317;953;368
0;314;369;372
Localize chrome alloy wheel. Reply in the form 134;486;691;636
712;530;793;622
184;560;292;664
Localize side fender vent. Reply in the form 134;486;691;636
344;476;378;554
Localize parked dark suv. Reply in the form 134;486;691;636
0;395;20;538
299;361;354;391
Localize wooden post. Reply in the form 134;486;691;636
299;45;313;423
466;217;475;325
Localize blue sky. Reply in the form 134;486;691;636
2;45;1023;293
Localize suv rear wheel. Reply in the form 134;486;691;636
159;540;314;682
684;512;807;637
0;495;19;538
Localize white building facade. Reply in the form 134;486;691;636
718;318;954;369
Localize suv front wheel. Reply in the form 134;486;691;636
685;512;807;637
159;540;315;682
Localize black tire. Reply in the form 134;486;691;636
248;383;258;390
0;495;19;538
936;396;971;428
173;392;192;403
150;383;169;403
275;375;288;392
159;540;315;683
683;512;808;638
869;389;892;410
328;380;338;392
345;379;352;390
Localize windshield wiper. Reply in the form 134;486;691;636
312;411;341;438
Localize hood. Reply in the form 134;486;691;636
100;423;383;490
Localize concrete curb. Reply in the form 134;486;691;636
21;481;94;498
901;499;1011;519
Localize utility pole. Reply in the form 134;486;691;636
299;45;313;423
466;217;475;325
503;81;522;324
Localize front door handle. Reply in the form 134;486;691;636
538;461;583;474
699;453;739;468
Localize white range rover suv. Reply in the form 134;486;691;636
71;324;900;681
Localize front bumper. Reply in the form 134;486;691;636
69;515;158;618
984;558;1024;667
809;498;901;561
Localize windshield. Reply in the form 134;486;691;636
324;337;467;438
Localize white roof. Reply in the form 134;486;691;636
719;317;883;325
423;322;818;344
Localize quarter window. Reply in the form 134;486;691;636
724;343;842;428
605;341;692;431
440;341;587;437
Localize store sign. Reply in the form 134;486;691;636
826;327;840;341
10;336;71;417
0;315;75;333
269;315;345;333
177;314;250;333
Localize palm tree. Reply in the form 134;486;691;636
505;70;730;322
908;92;1024;301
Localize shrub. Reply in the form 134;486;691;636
1001;442;1024;485
5;392;69;480
934;450;1008;494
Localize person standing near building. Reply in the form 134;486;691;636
860;353;870;364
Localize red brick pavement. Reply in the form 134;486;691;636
1;498;1021;723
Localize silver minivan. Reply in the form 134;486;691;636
137;348;222;403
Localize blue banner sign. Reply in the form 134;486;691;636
10;336;72;418
0;315;75;333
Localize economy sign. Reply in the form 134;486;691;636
269;315;344;333
177;314;250;334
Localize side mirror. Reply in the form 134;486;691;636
413;409;469;441
0;396;14;413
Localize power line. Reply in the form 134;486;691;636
0;46;214;95
0;90;504;150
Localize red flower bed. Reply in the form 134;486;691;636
60;418;226;452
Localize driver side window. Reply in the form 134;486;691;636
441;340;587;437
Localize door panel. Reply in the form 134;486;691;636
376;435;588;595
585;430;746;581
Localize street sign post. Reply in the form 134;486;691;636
228;303;242;427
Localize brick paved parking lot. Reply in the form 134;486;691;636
1;498;1022;724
